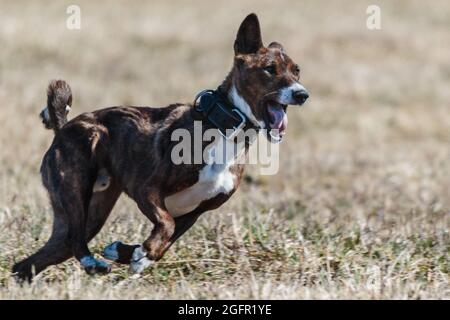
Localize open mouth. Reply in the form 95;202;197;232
264;101;288;143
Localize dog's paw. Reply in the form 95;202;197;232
102;241;140;264
12;262;34;283
102;241;122;261
80;256;111;275
129;247;154;274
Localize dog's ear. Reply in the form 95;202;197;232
234;13;263;55
268;41;284;52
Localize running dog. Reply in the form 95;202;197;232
12;13;308;280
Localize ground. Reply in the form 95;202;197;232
0;0;449;299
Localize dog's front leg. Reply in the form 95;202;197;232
103;197;175;274
130;205;175;274
103;212;201;275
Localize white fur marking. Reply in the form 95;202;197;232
102;241;120;261
65;105;71;113
129;246;153;274
164;86;259;217
164;137;239;217
229;85;265;129
278;83;307;105
42;107;50;122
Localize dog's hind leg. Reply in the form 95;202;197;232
42;147;112;276
57;174;115;276
86;178;122;241
12;180;122;281
12;198;72;282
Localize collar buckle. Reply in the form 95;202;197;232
219;108;246;140
194;89;252;141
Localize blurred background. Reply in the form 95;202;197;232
0;0;449;299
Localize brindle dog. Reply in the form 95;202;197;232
12;13;308;281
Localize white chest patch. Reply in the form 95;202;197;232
164;137;239;217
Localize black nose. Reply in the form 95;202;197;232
292;90;309;105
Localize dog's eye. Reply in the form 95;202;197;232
263;65;276;76
293;65;300;77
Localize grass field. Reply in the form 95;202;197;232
0;0;449;299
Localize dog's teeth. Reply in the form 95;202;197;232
269;130;284;143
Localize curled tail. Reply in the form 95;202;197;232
40;80;73;132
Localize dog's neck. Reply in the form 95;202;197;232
217;74;265;129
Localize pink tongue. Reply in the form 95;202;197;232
268;105;288;132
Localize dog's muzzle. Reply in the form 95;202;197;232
278;83;309;106
292;89;309;105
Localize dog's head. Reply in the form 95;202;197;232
229;13;309;143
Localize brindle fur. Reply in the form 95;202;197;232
12;13;307;280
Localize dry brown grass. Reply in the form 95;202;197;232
0;0;449;299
